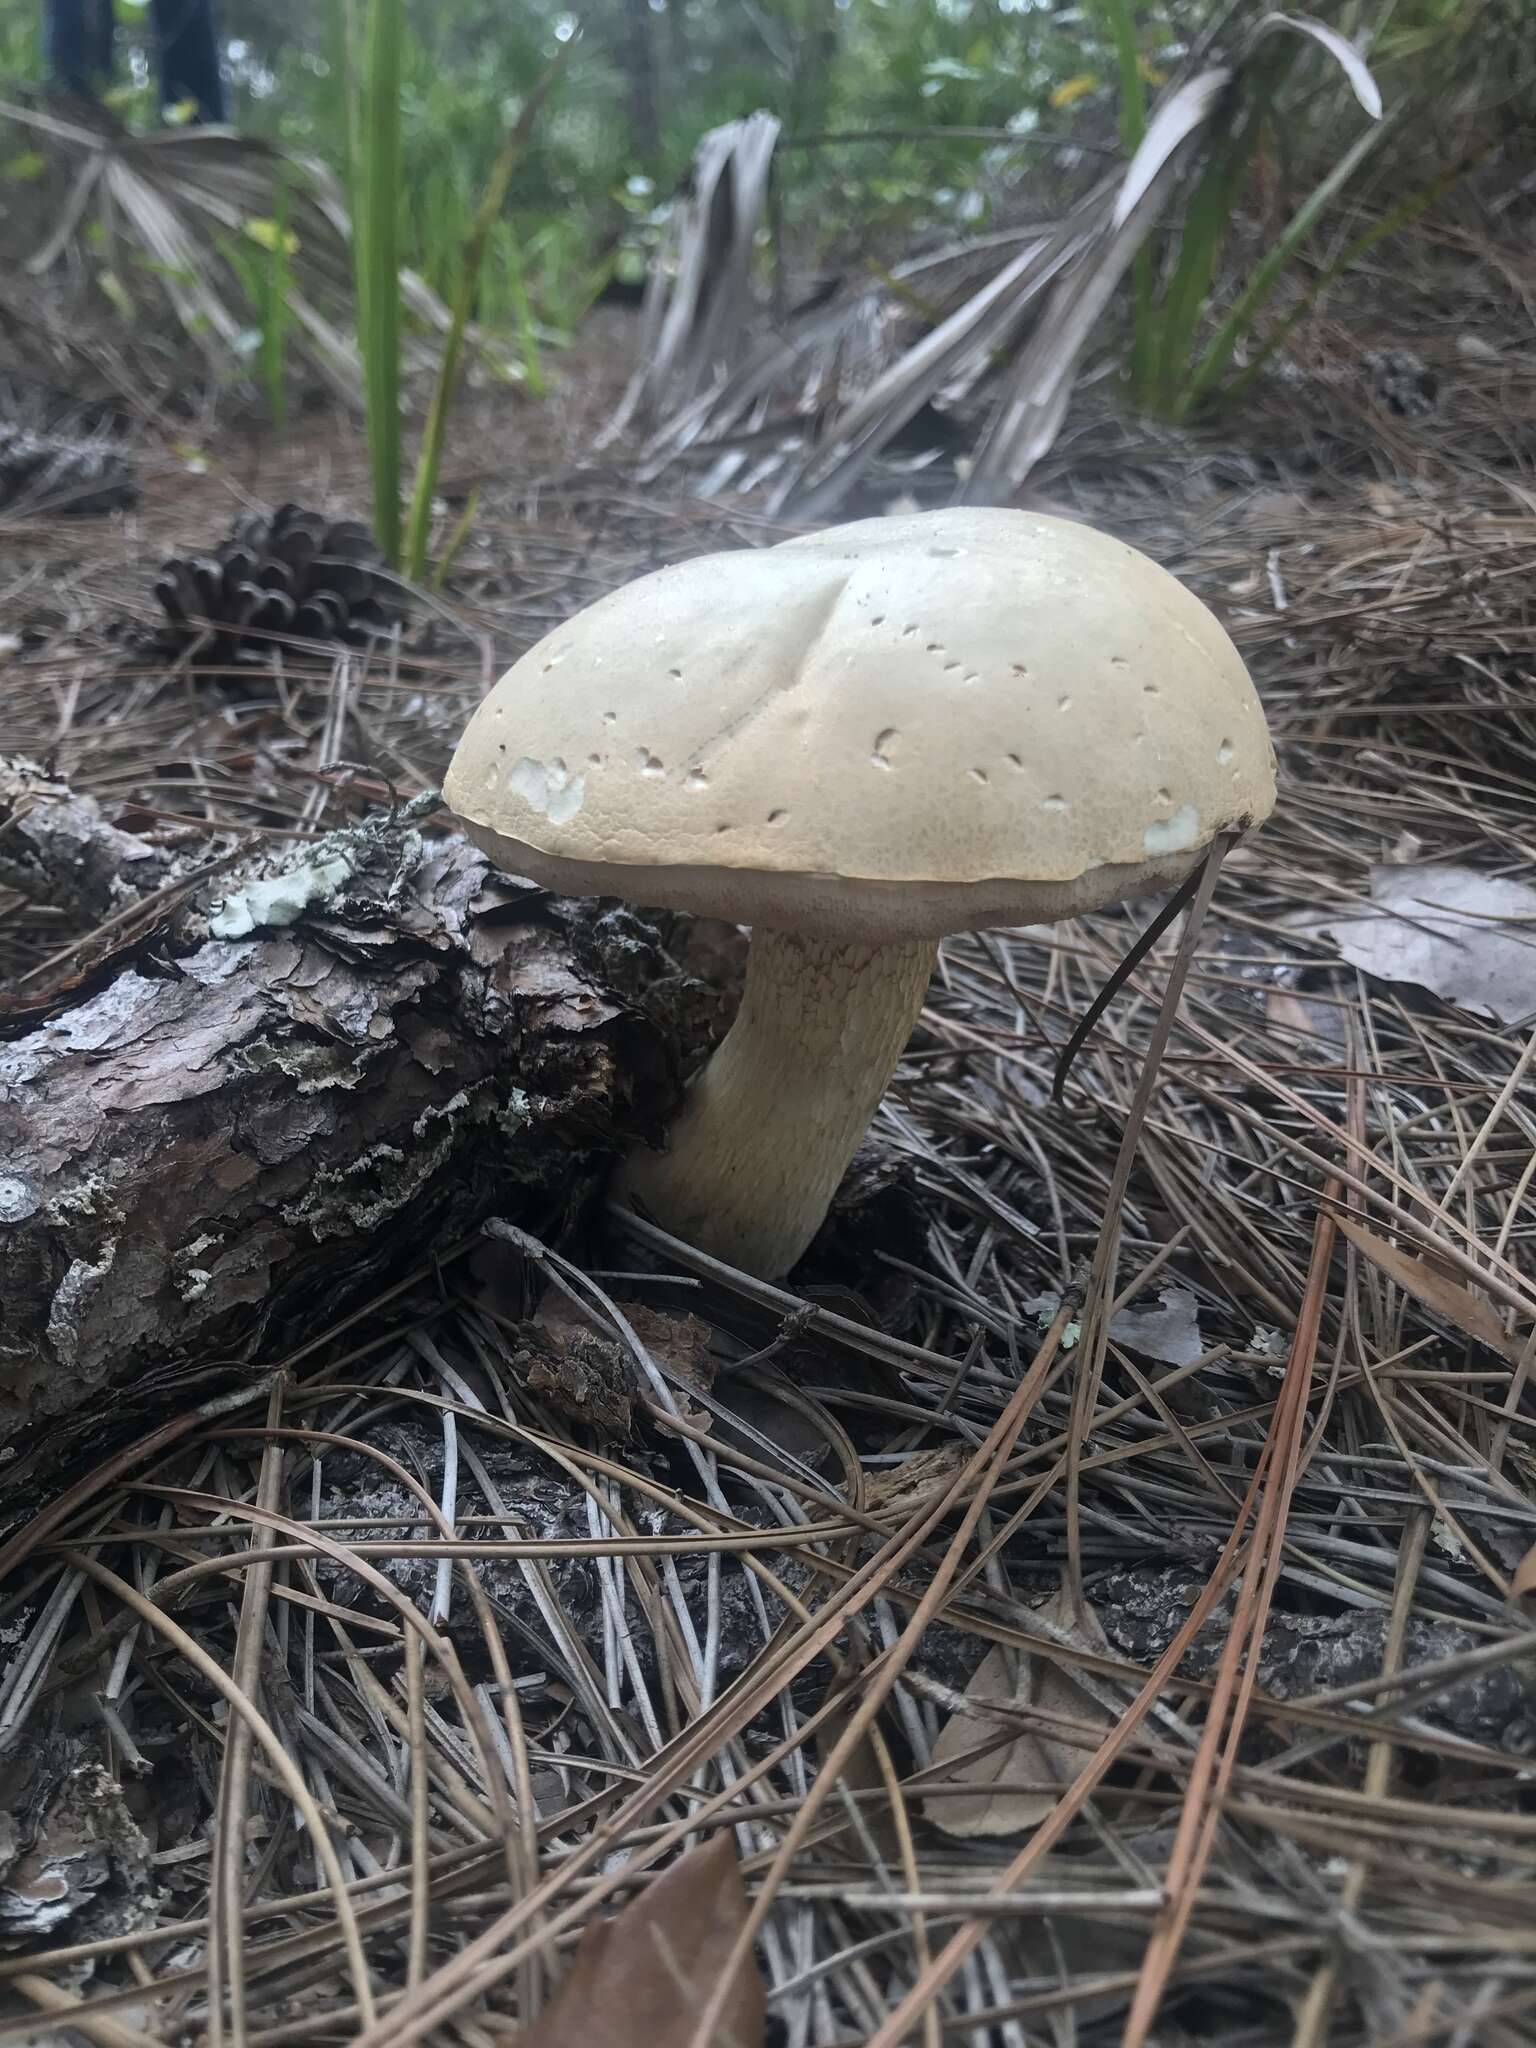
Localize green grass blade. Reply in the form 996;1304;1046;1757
1148;41;1296;412
357;0;403;564
328;0;360;220
432;487;480;590
401;47;566;582
1150;121;1248;408
1096;0;1147;152
498;220;545;397
1097;0;1163;403
1221;130;1488;406
1092;0;1154;398
1180;112;1392;415
263;173;290;431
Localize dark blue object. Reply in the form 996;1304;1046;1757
150;0;227;123
44;0;114;98
44;0;227;123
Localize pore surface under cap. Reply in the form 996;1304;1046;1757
445;508;1275;925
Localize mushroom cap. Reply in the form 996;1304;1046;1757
445;508;1276;941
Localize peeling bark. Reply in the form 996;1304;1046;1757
0;1748;155;1949
0;756;183;920
1095;1561;1534;1751
0;800;695;1470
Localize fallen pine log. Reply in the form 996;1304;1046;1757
0;772;700;1487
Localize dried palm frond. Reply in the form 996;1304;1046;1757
646;218;1062;501
0;99;457;399
153;503;409;664
608;110;782;442
957;69;1235;506
627;15;1383;516
5;402;1536;2048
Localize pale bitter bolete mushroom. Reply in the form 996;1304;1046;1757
445;508;1275;1278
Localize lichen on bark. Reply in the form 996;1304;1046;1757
0;801;693;1481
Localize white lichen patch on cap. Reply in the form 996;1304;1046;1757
507;754;585;826
1143;803;1201;857
445;508;1276;938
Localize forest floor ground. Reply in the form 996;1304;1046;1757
3;211;1536;2047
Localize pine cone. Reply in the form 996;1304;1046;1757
153;503;409;664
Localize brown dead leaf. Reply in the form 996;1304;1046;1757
865;1445;967;1522
1264;988;1313;1039
532;1289;600;1349
619;1303;718;1429
712;1365;837;1474
512;1297;722;1438
924;1584;1112;1838
517;1327;634;1440
816;1673;900;1862
1512;1541;1536;1608
522;1833;765;2048
1265;985;1345;1048
1336;1216;1519;1362
1316;862;1536;1025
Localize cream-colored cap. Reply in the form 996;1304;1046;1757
445;508;1275;941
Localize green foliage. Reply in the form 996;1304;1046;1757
353;0;403;563
3;0;1522;472
1109;2;1508;420
1092;0;1153;398
1092;9;1381;421
401;51;565;582
1178;113;1391;413
226;196;295;429
258;187;292;431
221;2;624;341
156;0;1510;410
0;0;38;76
209;2;1178;317
324;0;360;223
1128;59;1282;419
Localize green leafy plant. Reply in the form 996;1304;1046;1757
344;4;567;576
1101;4;1387;420
259;186;292;429
0;95;438;404
401;49;565;581
325;0;361;236
482;217;544;384
629;11;1406;514
227;195;295;428
1217;128;1502;407
516;215;616;340
352;0;403;562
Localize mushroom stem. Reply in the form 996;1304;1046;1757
616;928;936;1279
